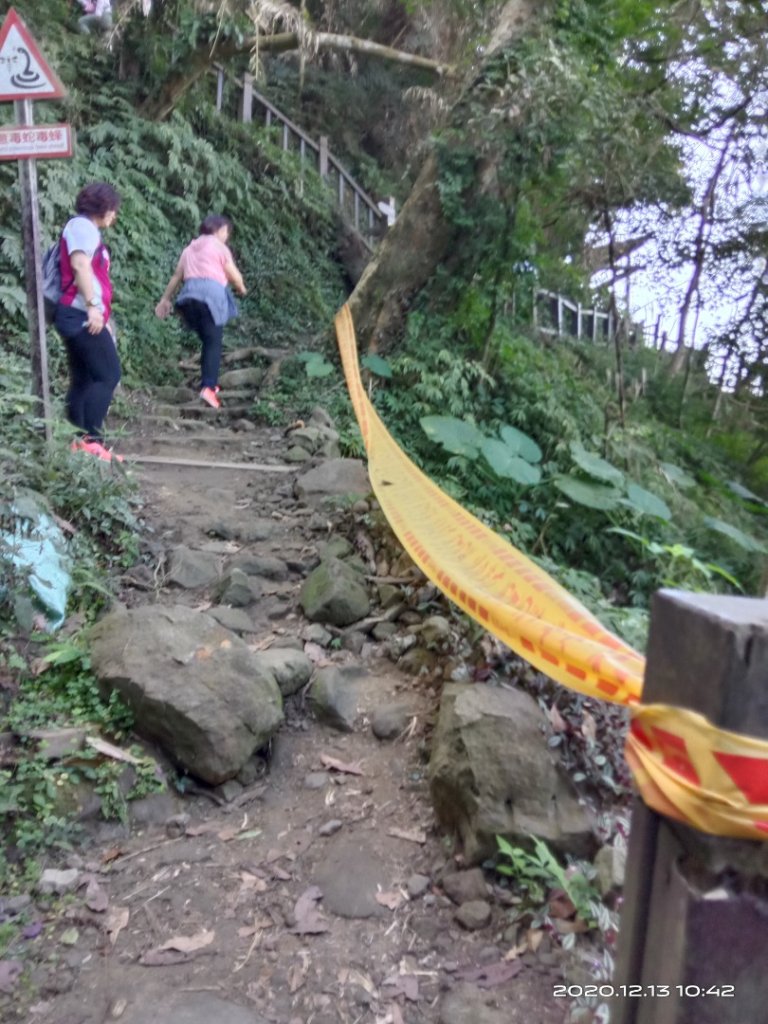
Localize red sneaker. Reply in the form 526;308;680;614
200;387;221;409
71;438;123;463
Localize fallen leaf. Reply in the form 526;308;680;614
105;906;129;947
238;872;268;893
320;754;364;776
527;928;545;951
547;889;576;920
140;948;193;967
581;710;597;743
455;960;523;988
185;822;220;837
547;704;567;733
290;886;329;935
85;877;109;913
158;930;215;954
270;865;291;881
237;913;274;937
0;960;23;993
375;890;405;911
101;847;123;864
85;737;141;765
342;968;377;996
235;829;263;841
248;636;276;652
383;974;419;1001
60;927;79;946
288;954;309;993
387;827;426;845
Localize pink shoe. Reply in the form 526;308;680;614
200;386;221;409
71;438;123;463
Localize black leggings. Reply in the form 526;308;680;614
55;306;121;441
177;299;223;390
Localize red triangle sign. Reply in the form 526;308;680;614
0;8;66;102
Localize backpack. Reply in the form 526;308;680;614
41;241;62;324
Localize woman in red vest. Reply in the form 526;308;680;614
55;181;122;462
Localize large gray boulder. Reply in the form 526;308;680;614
88;605;283;784
299;557;371;626
294;458;370;503
429;683;594;864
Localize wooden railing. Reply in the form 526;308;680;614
212;66;392;251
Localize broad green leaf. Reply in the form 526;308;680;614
702;516;766;553
659;462;696;489
480;439;541;486
499;425;543;464
624;483;671;521
569;443;624;486
304;354;334;378
726;480;768;506
554;475;621;510
419;416;484;458
361;354;393;379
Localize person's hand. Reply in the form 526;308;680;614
86;306;105;335
238;285;247;297
155;298;172;319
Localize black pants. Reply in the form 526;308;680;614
55;305;121;441
177;299;223;390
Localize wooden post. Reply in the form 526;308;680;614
319;135;329;177
241;73;253;124
612;590;768;1024
15;99;52;441
215;67;224;114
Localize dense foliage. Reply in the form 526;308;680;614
2;0;768;892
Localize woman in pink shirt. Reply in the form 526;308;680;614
155;215;247;409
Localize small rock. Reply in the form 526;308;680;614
442;868;489;905
341;631;365;655
454;899;492;931
304;772;330;789
303;623;333;647
407;874;431;899
236;756;267;787
318;819;343;837
371;622;398;641
165;814;190;838
308;667;359;732
37;869;80;896
206;606;254;634
1;894;31;916
216;779;244;803
371;703;412;740
317;537;354;561
420;615;452;648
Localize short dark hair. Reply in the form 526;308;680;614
199;214;232;236
75;182;121;217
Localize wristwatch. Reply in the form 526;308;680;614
87;298;100;308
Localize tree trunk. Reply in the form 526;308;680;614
347;0;540;350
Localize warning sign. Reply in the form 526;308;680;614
0;122;72;161
0;8;66;102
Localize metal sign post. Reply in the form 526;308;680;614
14;97;51;437
0;7;70;442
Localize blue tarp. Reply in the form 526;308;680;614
1;495;70;630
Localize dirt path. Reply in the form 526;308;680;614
6;412;570;1024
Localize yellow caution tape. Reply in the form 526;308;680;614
336;303;768;840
